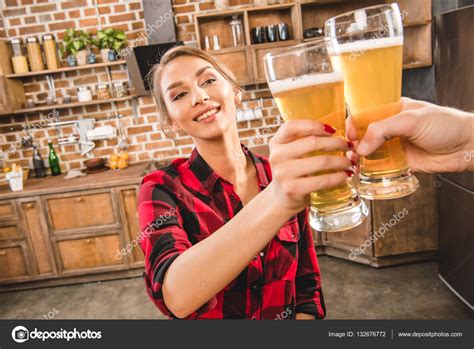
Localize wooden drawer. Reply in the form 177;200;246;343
0;224;22;240
0;201;17;221
46;191;118;232
0;245;28;281
57;234;124;272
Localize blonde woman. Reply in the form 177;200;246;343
138;46;354;319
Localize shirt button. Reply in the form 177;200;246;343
291;234;295;238
259;252;264;257
251;316;257;320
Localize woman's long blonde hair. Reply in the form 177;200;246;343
149;45;243;138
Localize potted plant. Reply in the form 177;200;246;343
60;28;93;66
95;28;127;62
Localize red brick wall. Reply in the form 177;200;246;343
0;0;283;173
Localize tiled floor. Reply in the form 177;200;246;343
0;256;472;320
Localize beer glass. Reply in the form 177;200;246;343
264;40;369;232
325;3;419;200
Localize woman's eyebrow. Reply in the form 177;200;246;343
166;66;213;92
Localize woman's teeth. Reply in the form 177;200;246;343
196;108;219;121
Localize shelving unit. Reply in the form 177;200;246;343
11;95;137;115
194;0;433;86
5;61;126;79
0;54;137;119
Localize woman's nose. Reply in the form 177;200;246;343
191;88;210;106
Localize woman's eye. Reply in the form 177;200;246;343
173;92;186;101
202;78;216;86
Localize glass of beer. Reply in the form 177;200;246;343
264;40;369;232
325;3;419;200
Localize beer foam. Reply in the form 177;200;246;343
329;36;403;55
268;72;343;94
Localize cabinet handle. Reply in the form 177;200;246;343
85;239;92;244
76;197;85;203
25;203;35;209
0;251;6;256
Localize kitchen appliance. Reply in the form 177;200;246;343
126;41;184;96
435;5;474;310
48;118;116;158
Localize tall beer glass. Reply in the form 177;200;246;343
325;3;419;200
264;40;368;232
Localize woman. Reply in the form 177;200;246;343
138;46;353;319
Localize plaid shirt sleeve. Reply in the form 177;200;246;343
138;171;218;319
294;208;326;319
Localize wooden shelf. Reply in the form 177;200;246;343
6;60;127;79
404;19;432;28
206;46;247;55
10;95;137;115
194;1;433;87
250;39;298;49
403;61;432;69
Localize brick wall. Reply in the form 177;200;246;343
0;0;284;173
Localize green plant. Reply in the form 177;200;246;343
95;28;127;51
60;28;93;56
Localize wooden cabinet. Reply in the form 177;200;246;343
56;234;124;272
318;174;438;267
0;39;26;115
0;183;143;291
0;244;30;281
45;191;120;233
195;1;433;86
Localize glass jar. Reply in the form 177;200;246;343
112;82;128;98
229;15;244;47
10;38;29;74
77;86;93;102
42;34;61;70
96;83;111;100
25;36;44;72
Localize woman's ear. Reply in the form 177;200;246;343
234;90;242;106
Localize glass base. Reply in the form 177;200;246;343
358;169;419;200
309;196;369;232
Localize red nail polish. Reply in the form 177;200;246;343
351;160;357;167
347;140;355;150
345;170;354;177
323;124;337;134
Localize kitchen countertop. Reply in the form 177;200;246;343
0;161;168;200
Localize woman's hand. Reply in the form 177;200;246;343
268;119;352;213
347;97;474;173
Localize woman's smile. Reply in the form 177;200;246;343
193;106;221;123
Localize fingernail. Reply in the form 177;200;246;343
345;170;354;177
347;140;355;150
357;141;369;155
323;124;337;134
351;160;357;168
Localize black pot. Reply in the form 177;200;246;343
278;23;290;41
251;26;267;44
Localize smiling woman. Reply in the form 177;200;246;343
137;45;353;319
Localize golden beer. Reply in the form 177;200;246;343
331;38;408;176
264;40;368;232
270;73;353;211
325;3;419;200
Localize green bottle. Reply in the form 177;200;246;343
48;140;61;176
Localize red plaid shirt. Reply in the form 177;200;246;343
138;145;326;319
